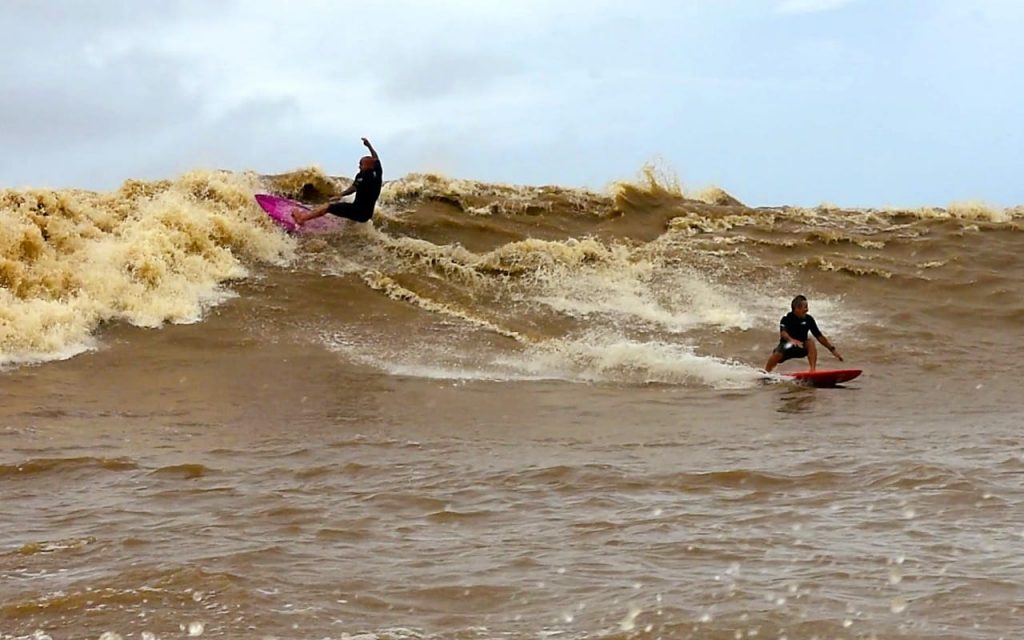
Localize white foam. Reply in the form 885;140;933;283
0;170;294;367
322;326;763;388
503;334;765;388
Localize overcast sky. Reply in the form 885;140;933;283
2;0;1022;207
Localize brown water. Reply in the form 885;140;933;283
2;168;1023;639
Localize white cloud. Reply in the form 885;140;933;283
1;0;1022;205
776;0;858;15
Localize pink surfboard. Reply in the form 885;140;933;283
254;194;339;233
784;369;862;387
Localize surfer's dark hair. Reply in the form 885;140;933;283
791;295;808;311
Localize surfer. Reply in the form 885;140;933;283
764;295;843;372
293;138;382;225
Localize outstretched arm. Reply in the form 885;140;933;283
319;182;357;207
328;166;364;203
816;334;843;361
362;137;379;160
809;319;842;361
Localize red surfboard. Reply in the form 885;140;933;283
784;369;862;387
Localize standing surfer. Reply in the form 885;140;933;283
765;295;843;372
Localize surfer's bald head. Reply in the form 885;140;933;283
359;156;375;171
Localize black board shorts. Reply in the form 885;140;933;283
327;201;373;223
774;340;808;362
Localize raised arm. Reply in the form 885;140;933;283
361;137;379;161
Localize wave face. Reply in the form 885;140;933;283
2;165;1021;389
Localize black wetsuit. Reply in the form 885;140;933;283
774;312;823;361
327;159;382;222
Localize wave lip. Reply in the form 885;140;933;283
0;456;139;478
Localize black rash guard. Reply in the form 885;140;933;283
352;159;383;212
779;311;822;342
326;159;382;222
